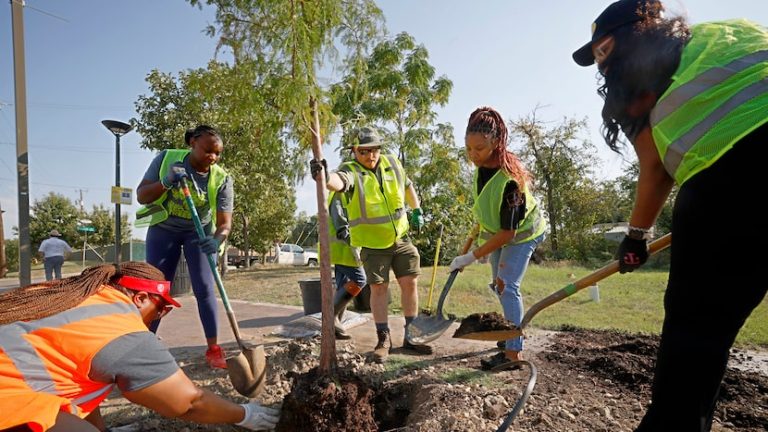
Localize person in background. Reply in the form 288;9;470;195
135;125;234;369
573;0;768;429
0;262;279;432
450;107;546;370
328;189;367;340
311;126;430;363
38;229;72;281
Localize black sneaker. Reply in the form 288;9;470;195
480;352;521;371
496;340;506;350
373;330;392;363
402;338;434;355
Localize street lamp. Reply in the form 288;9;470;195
101;120;133;265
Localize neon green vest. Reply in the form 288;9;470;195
328;191;361;267
472;169;546;246
135;149;228;228
345;155;409;249
650;20;768;185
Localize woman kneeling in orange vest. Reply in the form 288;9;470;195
0;262;278;432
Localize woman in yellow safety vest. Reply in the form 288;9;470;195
573;0;768;429
450;106;547;371
135;125;233;369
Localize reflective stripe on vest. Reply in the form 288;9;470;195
649;20;768;185
472;169;546;246
0;288;148;420
135;149;228;228
346;155;409;249
328;191;361;267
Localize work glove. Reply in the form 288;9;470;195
410;208;424;231
198;236;221;255
449;251;477;272
616;235;649;273
235;401;280;431
309;158;329;183
161;162;188;189
336;226;351;244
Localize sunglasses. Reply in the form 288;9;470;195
356;147;381;156
148;295;173;319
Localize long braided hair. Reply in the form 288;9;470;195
465;106;530;188
0;262;165;324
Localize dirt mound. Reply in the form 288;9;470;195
101;328;768;431
453;312;515;338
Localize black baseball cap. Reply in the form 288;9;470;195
572;0;661;67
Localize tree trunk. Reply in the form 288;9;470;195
309;97;336;374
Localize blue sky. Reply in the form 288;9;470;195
1;0;766;240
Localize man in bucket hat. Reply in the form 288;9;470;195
310;126;430;363
38;229;73;281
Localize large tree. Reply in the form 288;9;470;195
509;112;609;261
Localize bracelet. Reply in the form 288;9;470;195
160;177;173;190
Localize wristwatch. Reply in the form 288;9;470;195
627;226;652;241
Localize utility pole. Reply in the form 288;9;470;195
0;202;6;278
11;0;32;286
77;189;86;213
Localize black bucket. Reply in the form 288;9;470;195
299;278;322;315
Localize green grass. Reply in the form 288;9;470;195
211;262;768;348
4;260;104;280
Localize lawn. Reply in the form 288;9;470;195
221;261;768;348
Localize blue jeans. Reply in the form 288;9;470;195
146;225;219;339
334;264;367;293
489;233;545;352
44;256;65;281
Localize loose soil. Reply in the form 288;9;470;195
102;327;768;431
453;312;515;338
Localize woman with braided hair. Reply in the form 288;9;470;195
449;106;547;371
0;262;279;432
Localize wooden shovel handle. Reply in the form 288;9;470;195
519;233;672;329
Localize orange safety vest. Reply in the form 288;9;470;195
0;287;149;431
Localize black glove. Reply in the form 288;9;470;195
336;227;351;244
309;159;329;183
616;235;649;273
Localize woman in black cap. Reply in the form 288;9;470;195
574;1;767;430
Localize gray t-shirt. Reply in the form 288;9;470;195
89;331;179;392
143;150;234;233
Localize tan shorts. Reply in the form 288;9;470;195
361;239;421;285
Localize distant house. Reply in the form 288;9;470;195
590;222;629;243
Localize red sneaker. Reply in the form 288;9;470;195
205;345;227;369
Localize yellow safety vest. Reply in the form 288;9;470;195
472;169;546;246
328;191;362;267
650;20;768;185
135;149;228;228
344;155;409;249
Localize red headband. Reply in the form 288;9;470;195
116;275;181;308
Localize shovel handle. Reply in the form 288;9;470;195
180;178;246;350
426;224;444;311
435;269;459;315
519;233;672;329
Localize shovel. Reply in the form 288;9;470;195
424;224;445;314
455;233;672;341
405;270;459;345
180;178;266;397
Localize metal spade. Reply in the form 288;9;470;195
405;270;459;345
180;178;266;397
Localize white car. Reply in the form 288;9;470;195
274;243;318;267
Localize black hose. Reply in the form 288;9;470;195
494;360;538;432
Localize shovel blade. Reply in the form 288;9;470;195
227;345;266;398
453;328;524;341
405;315;455;345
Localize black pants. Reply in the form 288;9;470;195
636;125;768;431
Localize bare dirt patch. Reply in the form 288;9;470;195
102;328;768;431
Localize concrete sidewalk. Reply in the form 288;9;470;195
157;295;495;357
